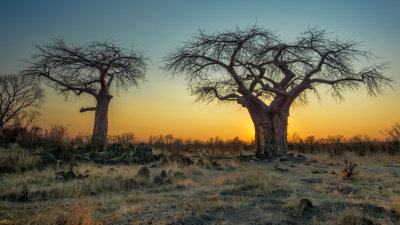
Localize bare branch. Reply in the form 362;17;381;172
164;25;392;112
23;38;148;99
0;74;44;130
79;107;97;113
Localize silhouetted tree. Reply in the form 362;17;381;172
24;39;147;144
11;110;41;130
0;74;43;136
163;26;392;158
382;123;400;154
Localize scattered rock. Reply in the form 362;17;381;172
174;216;203;225
174;171;185;179
178;157;194;166
55;171;79;181
144;151;153;163
153;170;171;185
197;159;205;166
274;166;289;173
199;214;216;222
297;154;307;161
134;142;153;163
160;170;168;178
301;178;322;184
44;152;57;164
334;185;359;195
18;188;30;202
312;170;327;174
340;216;379;225
153;153;165;162
220;190;238;196
138;166;150;178
5;188;31;202
353;203;385;216
153;176;164;185
169;214;216;225
125;178;138;188
299;199;313;212
211;161;221;168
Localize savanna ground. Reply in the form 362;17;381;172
0;136;400;225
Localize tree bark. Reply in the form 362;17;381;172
243;97;288;158
0;124;3;138
91;86;112;145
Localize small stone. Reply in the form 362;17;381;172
199;214;216;221
178;216;203;225
160;170;168;178
174;171;185;179
299;199;313;212
340;216;376;225
153;176;164;185
44;152;57;164
138;166;150;178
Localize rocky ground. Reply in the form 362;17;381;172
0;145;399;225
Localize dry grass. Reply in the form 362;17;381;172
205;193;221;201
1;150;399;225
0;163;152;201
127;191;147;203
0;147;43;173
26;197;102;225
211;169;286;194
183;165;204;178
175;178;198;188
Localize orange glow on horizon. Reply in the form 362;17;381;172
38;76;400;142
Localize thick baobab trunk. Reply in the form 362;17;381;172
252;111;288;158
242;96;288;158
0;123;3;137
91;87;112;145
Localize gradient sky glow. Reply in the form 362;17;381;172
1;0;399;141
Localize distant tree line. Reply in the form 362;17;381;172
1;121;399;157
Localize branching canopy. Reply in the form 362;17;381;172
0;74;43;127
24;38;147;99
163;26;392;111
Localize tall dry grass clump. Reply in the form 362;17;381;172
67;197;98;225
28;196;101;225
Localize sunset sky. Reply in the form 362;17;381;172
0;0;399;141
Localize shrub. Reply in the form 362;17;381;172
341;160;359;179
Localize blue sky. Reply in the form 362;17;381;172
0;0;399;139
1;0;399;72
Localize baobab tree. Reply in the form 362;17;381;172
0;74;44;136
163;26;392;158
24;39;147;144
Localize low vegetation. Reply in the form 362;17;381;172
0;124;400;224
